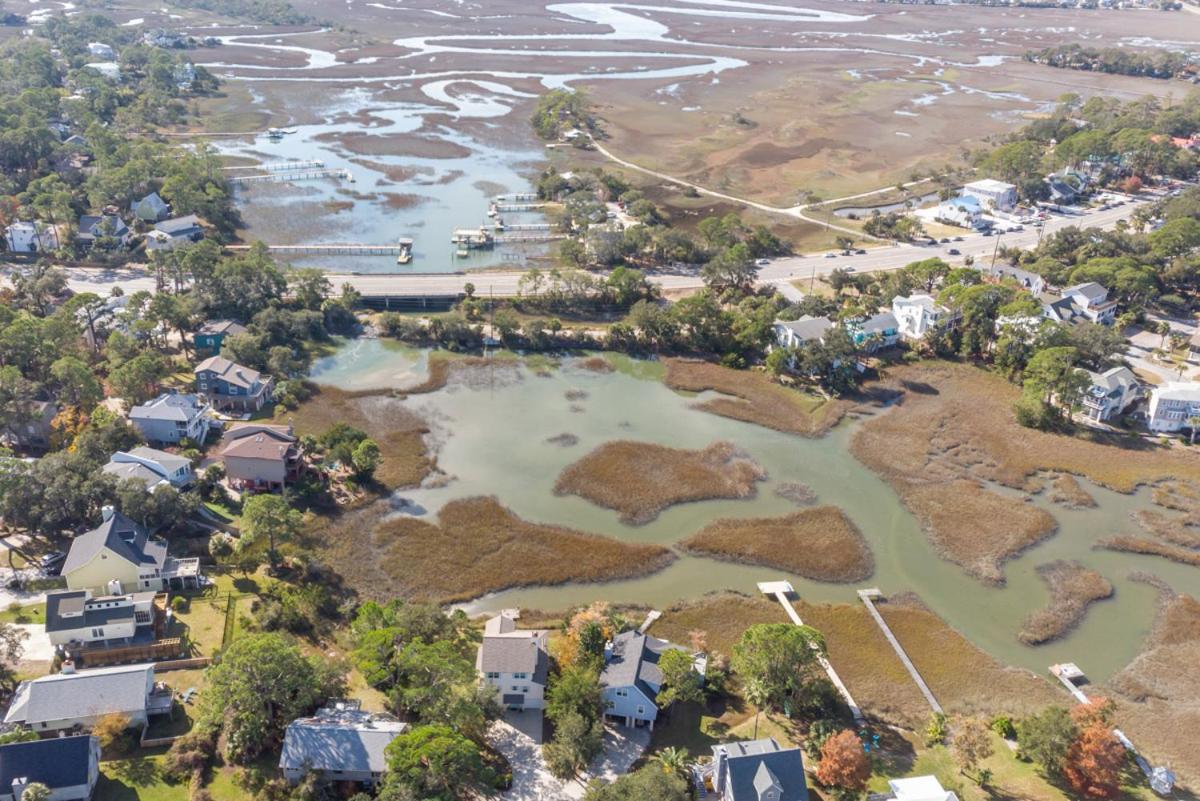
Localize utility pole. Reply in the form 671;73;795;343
810;265;816;293
989;233;1002;271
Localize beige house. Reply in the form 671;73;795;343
219;424;304;491
63;508;201;594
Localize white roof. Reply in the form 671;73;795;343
1153;381;1200;403
889;775;959;801
964;178;1016;193
893;294;938;310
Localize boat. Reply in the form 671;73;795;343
455;248;469;258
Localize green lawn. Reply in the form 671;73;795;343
0;602;45;624
97;756;188;801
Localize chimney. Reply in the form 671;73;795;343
61;659;76;674
12;777;29;801
101;505;115;522
603;640;614;663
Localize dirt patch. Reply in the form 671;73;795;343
680;507;874;583
1018;561;1114;646
1133;509;1200;548
1048;474;1096;509
555;440;766;525
285;385;432;490
1105;577;1200;786
1096;536;1200;568
774;482;818;506
364;497;675;603
317;131;472;159
664;358;846;437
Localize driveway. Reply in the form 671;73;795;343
12;624;52;661
490;714;652;800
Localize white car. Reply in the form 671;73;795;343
756;258;770;266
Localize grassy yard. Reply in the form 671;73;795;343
0;601;45;624
97;754;188;801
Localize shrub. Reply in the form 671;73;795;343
163;730;217;781
171;595;190;613
925;711;948;747
93;712;133;754
992;715;1016;739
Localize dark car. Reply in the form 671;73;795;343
947;248;961;256
953;236;964;242
939;237;950;244
39;551;66;575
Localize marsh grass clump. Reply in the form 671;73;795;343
680;507;874;583
774;482;818;506
1047;474;1096;509
1133;509;1200;548
546;433;580;447
1097;536;1200;568
1018;561;1114;645
554;440;766;524
578;356;615;373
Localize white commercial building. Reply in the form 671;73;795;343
963;179;1018;212
1148;382;1200;433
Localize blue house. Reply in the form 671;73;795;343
846;311;899;352
194;319;248;354
600;631;705;730
0;735;102;801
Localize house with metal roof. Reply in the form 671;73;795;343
846;311;899;352
600;631;704;729
219;424;303;491
195;356;274;413
0;735;102;801
710;737;809;801
129;392;212;445
886;775;960;801
102;447;193;491
3;664;160;733
280;701;407;786
63;507;200;594
475;612;549;712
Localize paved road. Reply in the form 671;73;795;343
14;198;1149;301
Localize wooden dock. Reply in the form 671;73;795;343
494;233;566;244
226;243;409;255
494;193;538;202
223;159;324;172
493;202;551;212
857;589;943;714
229;168;351;186
758;580;864;724
638;610;662;634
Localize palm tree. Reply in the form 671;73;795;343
654;747;690;780
1158;321;1172;350
1187;415;1200;446
743;677;770;740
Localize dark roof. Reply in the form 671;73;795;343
154;215;201;236
61;511;157;576
77;215;128;240
600;631;686;699
45;590;137;633
0;735;96;789
197;319;248;337
715;738;809;801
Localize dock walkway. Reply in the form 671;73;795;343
857;589;942;714
758;581;864;724
226;243;408;255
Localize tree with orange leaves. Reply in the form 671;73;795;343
1063;699;1126;799
816;729;870;801
553;602;617;667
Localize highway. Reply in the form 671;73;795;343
32;197;1149;301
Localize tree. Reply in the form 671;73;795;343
1064;722;1125;799
543;710;604;779
49;356;102;408
1017;706;1077;776
199;632;344;763
656;647;704;709
652;746;689;780
92;712;132;751
731;623;826;714
546;662;605;727
1188;415;1200;445
351;438;381;481
815;729;870;801
238;494;302;571
0;728;39;744
701;243;758;292
384;725;491;799
582;765;689;801
952;717;995;780
16;785;49;801
834;235;855;253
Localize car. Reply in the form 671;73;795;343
947;248;961;255
981;230;993;237
39;551;65;568
844;266;856;272
824;252;837;258
939;237;950;244
855;248;867;255
953;236;964;242
756;258;770;266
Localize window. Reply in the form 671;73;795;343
513;672;528;680
636;705;645;715
615;689;628;697
91;628;104;638
485;672;499;680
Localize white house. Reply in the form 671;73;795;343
1148;381;1200;433
887;775;961;801
1080;366;1139;423
82;63;121;81
5;221;60;254
475;612;548;712
102;447;193;490
935;195;983;228
600;631;705;729
773;316;833;350
87;42;116;60
988;263;1046;296
44;589;163;649
280;701;407;786
963;179;1018;212
892;294;955;341
3;664;161;733
1060;283;1118;325
0;735;102;801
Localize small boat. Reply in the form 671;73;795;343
455;248;469;258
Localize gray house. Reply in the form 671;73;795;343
0;735;102;801
129;392;211;445
0;399;57;451
710;738;809;801
600;631;704;729
76;215;131;249
146;215;203;252
3;664;160;733
476;612;549;712
133;192;170;223
195;356;274;413
102;447;193;490
280;701;407;786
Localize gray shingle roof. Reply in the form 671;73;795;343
154;215;202;236
776;316;833;343
714;738;809;801
4;665;152;726
103;460;168;487
280;708;406;774
196;356;263;390
478;635;548;680
0;735;96;790
860;312;898;335
130;393;207;423
62;511;159;576
600;631;686;700
197;319;248;337
45;590;142;633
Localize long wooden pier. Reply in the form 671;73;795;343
857;589;942;714
224;159;324;172
494;233;566;244
494;202;551;212
229;168;351;186
758;580;864;724
226;243;407;255
497;223;554;232
494;193;538;202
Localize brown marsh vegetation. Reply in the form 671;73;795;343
1097;536;1200;568
1047;474;1096;509
1018;561;1113;646
680;507;874;583
554;440;766;524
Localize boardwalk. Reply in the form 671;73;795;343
226;243;409;255
223;159;324;172
857;589;943;714
637;610;662;634
758;580;864;724
228;168;351;185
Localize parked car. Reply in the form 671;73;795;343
939;237;950;243
39;551;65;568
855;248;867;255
953;236;964;242
756;258;770;266
947;248;961;255
824;252;837;258
981;230;993;237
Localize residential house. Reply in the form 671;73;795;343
279;701;407;786
1148;381;1200;433
173;62;197;89
476;612;549;712
1045;171;1089;205
0;735;102;801
1061;283;1118;325
194;320;248;354
195;356;274;412
1080;366;1139;423
709;738;809;801
600;630;704;729
62;507;201;594
934;195;983;229
1040;292;1080;324
885;775;961;801
146;215;203;252
846;311;899;352
6;220;61;253
773;316;833;350
76;215;131;249
102;447;193;490
3;663;168;733
77;294;130;351
987;263;1046;296
129;392;211;445
219;424;303;491
86;42;116;60
0;399;57;451
962;178;1018;212
44;589;166;650
83;62;121;80
892;294;955;341
132;192;170;223
141;29;188;48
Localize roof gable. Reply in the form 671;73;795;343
0;735;95;789
62;510;152;575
